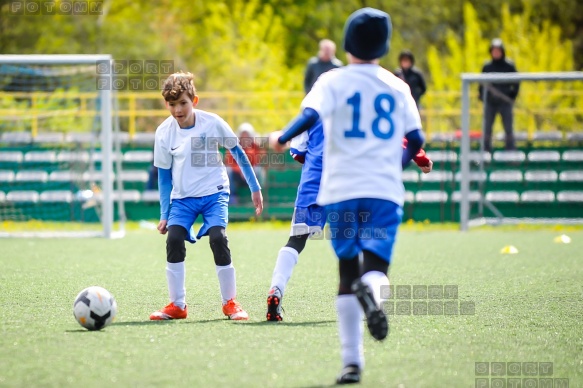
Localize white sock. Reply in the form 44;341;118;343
336;295;364;369
361;271;390;307
269;247;299;294
166;261;186;309
216;264;236;305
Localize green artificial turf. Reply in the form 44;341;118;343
0;224;581;387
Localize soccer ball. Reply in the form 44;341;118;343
73;286;117;331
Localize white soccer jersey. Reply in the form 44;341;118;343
154;109;238;199
301;64;422;206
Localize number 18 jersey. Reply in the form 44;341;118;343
301;64;422;207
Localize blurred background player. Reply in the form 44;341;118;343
151;72;263;321
266;125;431;322
394;50;427;108
276;8;425;384
479;38;520;152
225;122;266;205
304;39;343;94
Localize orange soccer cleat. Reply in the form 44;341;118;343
222;299;249;321
149;302;188;320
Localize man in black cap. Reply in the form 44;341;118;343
394;50;427;108
479;38;520;152
275;7;425;385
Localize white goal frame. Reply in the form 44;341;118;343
460;71;583;231
0;54;123;239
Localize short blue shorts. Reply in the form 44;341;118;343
325;198;403;263
167;191;229;243
290;204;326;237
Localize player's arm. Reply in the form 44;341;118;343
403;138;432;173
153;126;172;234
157;168;172;233
278;108;320;145
228;144;264;216
402;129;425;169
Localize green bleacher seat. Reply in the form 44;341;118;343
404;191;415;203
420;170;453;183
489;170;522;183
521;190;555;203
66;132;98;144
34;132;64;144
123;150;153;163
113;132;131;144
6;190;39;203
557;191;583;203
562;150;583;162
120;170;149;182
402;170;419;183
0;151;23;165
496;132;528;142
524;170;558;182
533;131;562;142
485;191;519;203
1;131;31;144
141;190;159;202
469;151;492;163
57;151;90;163
132;133;156;146
455;171;487;182
0;170;15;183
113;190;141;202
49;171;82;182
559;170;583;182
527;150;560;163
40;190;73;203
566;132;583;142
0;191;4;202
426;150;457;163
82;171;115;182
15;171;48;183
493;150;526;163
415;191;448;203
451;191;482;202
24;151;57;163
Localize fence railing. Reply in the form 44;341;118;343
1;89;582;139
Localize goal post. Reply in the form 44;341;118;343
0;54;123;238
460;71;583;231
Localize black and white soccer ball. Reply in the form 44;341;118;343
73;286;117;331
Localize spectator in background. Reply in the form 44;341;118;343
479;38;520;152
304;39;343;94
394;50;426;108
226;123;266;205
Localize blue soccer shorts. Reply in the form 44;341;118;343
167;191;229;243
325;198;403;263
290;204;326;237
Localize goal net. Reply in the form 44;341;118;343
0;55;125;238
459;72;583;230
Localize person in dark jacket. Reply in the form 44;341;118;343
303;39;343;94
394;50;426;108
479;38;520;152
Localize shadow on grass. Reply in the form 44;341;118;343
64;329;99;333
110;320;176;326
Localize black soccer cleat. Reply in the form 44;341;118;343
336;364;361;385
351;279;388;341
266;287;283;321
